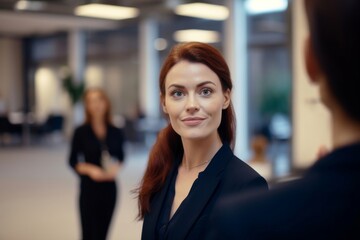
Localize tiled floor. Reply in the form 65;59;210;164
0;142;148;240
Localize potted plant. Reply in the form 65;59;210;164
62;74;85;105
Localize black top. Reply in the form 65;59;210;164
142;143;268;240
69;124;125;182
208;142;360;240
156;167;178;240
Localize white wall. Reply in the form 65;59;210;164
32;59;137;132
0;37;23;113
34;66;68;123
292;0;332;168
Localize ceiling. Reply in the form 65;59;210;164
0;10;122;36
0;0;224;37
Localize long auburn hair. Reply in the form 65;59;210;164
136;42;236;219
83;87;113;126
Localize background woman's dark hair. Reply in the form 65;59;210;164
136;42;236;219
304;0;360;121
83;88;113;126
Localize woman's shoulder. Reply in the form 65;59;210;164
70;124;90;141
108;124;124;133
74;124;90;133
217;144;264;180
107;124;125;139
226;155;267;184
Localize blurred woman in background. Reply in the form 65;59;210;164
69;88;125;240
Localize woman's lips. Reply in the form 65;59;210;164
182;117;205;126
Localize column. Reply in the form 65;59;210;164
139;17;160;119
66;30;86;137
68;30;86;84
139;17;161;147
224;0;248;159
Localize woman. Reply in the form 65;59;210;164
136;42;268;240
69;88;125;240
206;0;360;239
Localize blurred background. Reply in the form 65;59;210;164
0;0;331;239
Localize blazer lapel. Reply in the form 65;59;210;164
142;163;178;240
167;144;233;240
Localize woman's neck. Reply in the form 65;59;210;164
332;108;360;150
181;134;223;171
91;116;105;127
90;117;107;139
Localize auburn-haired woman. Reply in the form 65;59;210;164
136;42;268;240
69;88;125;240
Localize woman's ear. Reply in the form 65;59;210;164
161;94;168;114
304;35;323;83
223;89;231;109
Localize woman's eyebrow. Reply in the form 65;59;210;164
167;84;185;90
167;81;216;90
197;81;216;87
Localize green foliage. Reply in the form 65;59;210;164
260;87;290;116
259;70;291;118
62;75;85;105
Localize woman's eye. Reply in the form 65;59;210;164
200;88;213;96
171;90;184;98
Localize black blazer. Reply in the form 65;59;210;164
141;144;268;240
69;124;125;180
208;142;360;240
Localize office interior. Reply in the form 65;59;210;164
0;0;331;239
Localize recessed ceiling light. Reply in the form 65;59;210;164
15;0;45;11
175;3;229;21
245;0;288;15
173;29;220;43
75;3;139;20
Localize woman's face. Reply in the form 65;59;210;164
86;91;107;119
162;60;230;141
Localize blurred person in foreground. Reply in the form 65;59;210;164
69;88;125;240
207;0;360;239
135;42;268;240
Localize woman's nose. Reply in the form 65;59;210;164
186;95;199;113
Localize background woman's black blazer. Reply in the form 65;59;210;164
141;144;268;240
